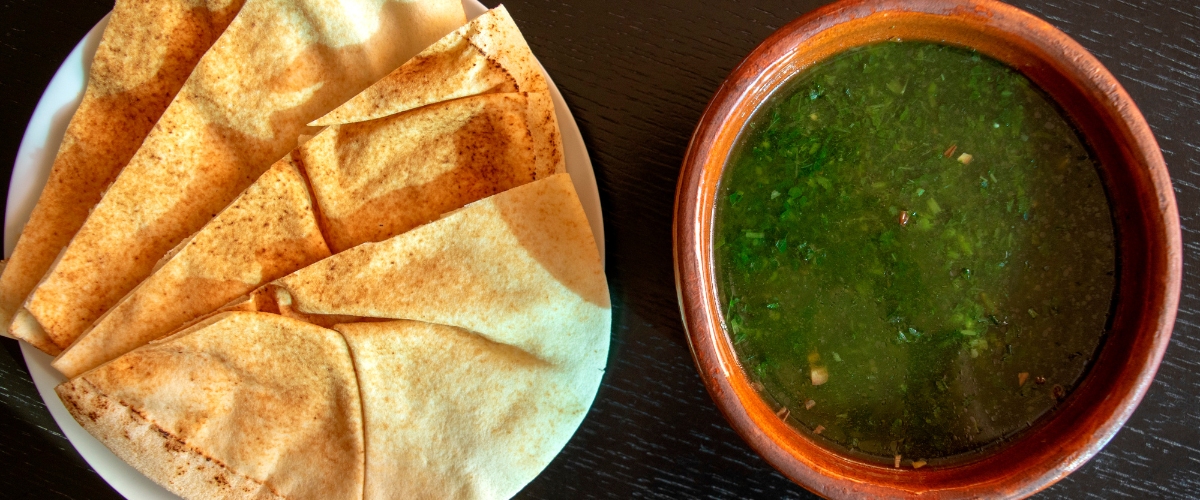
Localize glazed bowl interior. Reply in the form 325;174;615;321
674;0;1180;498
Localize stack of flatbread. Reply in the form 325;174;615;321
6;0;469;354
5;4;610;499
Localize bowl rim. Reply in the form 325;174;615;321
673;0;1182;497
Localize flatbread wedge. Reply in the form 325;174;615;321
18;0;466;353
57;312;365;500
336;319;604;500
52;156;330;379
298;5;564;253
312;5;545;127
299;90;563;252
0;0;246;352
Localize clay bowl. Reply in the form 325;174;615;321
673;0;1181;497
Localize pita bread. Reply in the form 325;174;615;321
19;0;466;352
0;0;246;352
299;91;563;252
57;312;364;500
312;5;545;127
50;7;609;496
52;157;331;379
336;319;600;499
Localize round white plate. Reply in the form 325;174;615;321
4;1;602;498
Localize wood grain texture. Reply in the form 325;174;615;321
0;0;1196;498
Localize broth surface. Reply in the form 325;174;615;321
715;42;1115;462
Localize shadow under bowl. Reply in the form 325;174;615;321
673;0;1181;498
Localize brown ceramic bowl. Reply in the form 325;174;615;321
673;0;1181;497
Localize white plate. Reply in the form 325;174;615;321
4;1;602;498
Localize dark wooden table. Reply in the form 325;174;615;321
1;0;1197;498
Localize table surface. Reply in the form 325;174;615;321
1;0;1197;498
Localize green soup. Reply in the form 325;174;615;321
715;42;1115;464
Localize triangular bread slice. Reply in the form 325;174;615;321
336;319;601;499
52;157;331;378
312;5;545;127
1;0;246;351
56;312;365;500
20;0;466;352
299;91;563;252
272;173;610;368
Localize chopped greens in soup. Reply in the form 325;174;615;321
715;42;1115;463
